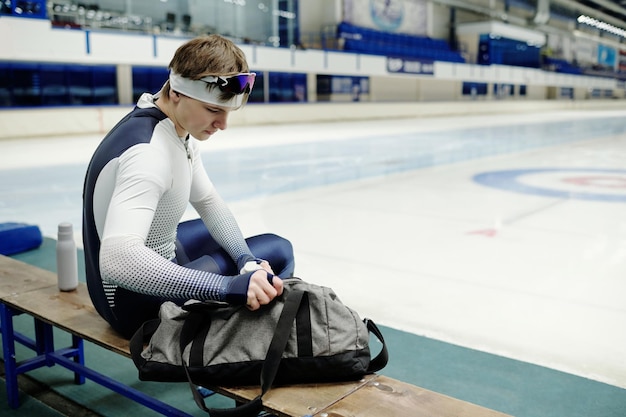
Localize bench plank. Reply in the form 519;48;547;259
214;375;378;417
2;283;131;357
319;375;512;417
0;255;56;298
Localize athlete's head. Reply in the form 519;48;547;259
162;35;254;109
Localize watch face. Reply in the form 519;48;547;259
244;260;262;272
370;0;405;31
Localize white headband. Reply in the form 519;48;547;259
169;72;245;109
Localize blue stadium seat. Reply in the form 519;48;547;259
337;21;465;63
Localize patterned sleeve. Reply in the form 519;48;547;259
100;234;227;300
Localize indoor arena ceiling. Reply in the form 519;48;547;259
556;0;626;28
576;0;626;21
441;0;626;31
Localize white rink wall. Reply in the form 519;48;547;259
2;99;626;140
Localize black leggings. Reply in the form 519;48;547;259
111;218;295;338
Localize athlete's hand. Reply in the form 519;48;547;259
245;271;283;311
257;259;275;275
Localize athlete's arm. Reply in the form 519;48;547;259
98;144;262;304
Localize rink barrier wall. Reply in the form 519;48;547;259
1;99;626;140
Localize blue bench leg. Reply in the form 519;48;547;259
33;318;85;385
72;335;85;384
0;302;21;408
34;318;55;365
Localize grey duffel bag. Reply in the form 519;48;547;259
130;277;388;416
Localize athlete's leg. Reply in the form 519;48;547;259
176;218;295;277
245;233;295;277
175;218;234;274
175;218;222;262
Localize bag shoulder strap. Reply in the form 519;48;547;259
183;289;306;417
260;289;305;390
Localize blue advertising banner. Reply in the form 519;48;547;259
597;44;616;68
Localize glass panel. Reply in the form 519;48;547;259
68;65;95;105
41;64;69;106
12;63;41;107
132;66;168;102
268;72;306;102
92;66;117;105
0;62;12;106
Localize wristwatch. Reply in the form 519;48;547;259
240;258;265;274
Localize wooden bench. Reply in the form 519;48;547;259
0;255;513;417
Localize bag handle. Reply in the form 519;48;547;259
129;318;161;369
364;318;389;373
182;289;306;417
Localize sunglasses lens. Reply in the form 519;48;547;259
221;74;255;95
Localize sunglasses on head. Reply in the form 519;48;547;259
201;73;256;95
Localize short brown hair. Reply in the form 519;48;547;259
162;35;251;103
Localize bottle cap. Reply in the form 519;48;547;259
58;222;74;237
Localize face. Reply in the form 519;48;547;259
170;91;231;140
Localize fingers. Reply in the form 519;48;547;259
259;259;274;275
246;270;283;310
272;273;284;295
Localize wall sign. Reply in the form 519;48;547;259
387;57;434;75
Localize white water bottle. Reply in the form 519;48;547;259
57;222;78;292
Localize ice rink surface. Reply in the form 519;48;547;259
1;108;625;390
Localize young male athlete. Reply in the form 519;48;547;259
82;35;295;339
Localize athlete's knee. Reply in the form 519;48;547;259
267;233;293;258
265;234;295;276
247;233;295;276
